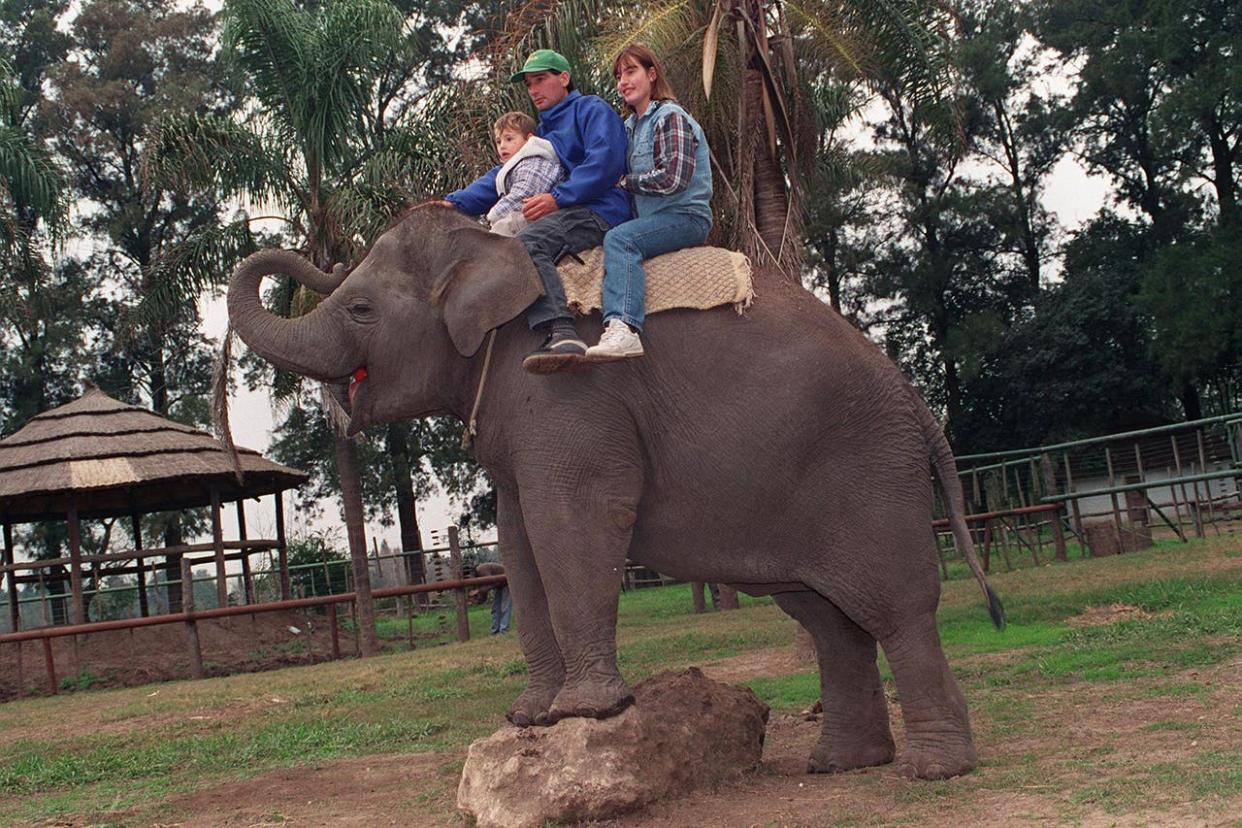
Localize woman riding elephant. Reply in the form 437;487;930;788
584;44;714;363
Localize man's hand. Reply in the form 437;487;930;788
438;200;454;209
522;193;559;222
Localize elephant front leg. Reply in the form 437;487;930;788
520;477;639;724
496;488;564;726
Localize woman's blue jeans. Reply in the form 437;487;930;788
602;211;711;330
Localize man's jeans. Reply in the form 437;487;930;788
518;207;610;329
602;211;711;330
491;585;512;635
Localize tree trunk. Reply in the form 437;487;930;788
336;434;380;656
747;70;795;280
386;422;427;605
717;585;740;610
1180;383;1203;422
1205;113;1238;229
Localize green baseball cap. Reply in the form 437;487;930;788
510;49;572;82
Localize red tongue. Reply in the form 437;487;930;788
348;368;367;406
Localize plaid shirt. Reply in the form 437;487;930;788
490;155;565;220
625;106;699;196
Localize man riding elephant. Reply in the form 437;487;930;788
444;49;631;372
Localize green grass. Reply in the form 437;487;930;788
0;535;1239;826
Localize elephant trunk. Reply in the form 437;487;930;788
227;249;359;381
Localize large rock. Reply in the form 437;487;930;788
457;667;770;828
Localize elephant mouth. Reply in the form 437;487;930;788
346;367;369;436
348;367;368;407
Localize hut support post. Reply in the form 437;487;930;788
235;501;255;606
3;522;17;633
1040;454;1067;561
4;522;23;697
210;490;227;608
131;514;149;618
275;493;291;601
181;558;204;680
67;501;85;625
448;527;470;643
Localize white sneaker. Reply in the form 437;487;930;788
586;319;645;361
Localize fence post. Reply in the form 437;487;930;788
1196;430;1220;534
1171;436;1204;538
690;582;707;613
181;558;205;680
1041;454;1068;562
42;637;56;695
448;527;470;643
326;601;341;660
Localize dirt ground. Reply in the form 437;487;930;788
0;610;361;701
105;648;1240;828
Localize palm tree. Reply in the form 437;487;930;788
0;58;63;249
142;0;431;656
0;55;66;303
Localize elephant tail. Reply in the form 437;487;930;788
916;400;1006;630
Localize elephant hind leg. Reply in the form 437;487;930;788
880;613;977;780
496;488;564;727
773;591;895;774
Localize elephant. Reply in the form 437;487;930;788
227;203;1003;781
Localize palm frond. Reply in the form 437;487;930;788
129;218;260;329
223;0;313;143
142;113;295;208
306;0;403;176
0;126;68;236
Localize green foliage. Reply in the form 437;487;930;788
58;667;100;693
955;215;1177;450
1139;227;1242;414
285;530;349;598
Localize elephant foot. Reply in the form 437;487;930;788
807;736;895;774
506;684;561;728
894;741;977;780
545;676;635;724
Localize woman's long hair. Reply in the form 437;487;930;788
612;44;678;115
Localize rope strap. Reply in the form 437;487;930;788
462;329;498;450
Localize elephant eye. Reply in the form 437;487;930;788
346;298;375;321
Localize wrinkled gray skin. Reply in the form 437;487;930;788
228;205;1003;781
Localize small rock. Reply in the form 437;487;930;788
457;668;770;828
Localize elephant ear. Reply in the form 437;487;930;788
430;226;544;356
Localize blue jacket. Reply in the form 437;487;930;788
446;91;632;228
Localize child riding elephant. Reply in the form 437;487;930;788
444;49;631;372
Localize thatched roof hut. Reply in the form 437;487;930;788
0;388;307;629
0;387;306;523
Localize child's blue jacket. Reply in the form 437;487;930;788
446;91;632;228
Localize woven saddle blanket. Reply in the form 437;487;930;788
556;245;754;317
